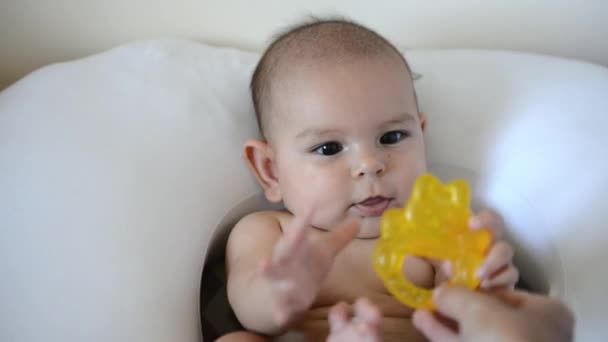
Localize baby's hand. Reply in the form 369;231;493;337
433;209;519;289
469;209;519;289
258;213;360;326
327;298;381;342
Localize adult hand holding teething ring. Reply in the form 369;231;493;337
373;174;518;309
412;286;574;342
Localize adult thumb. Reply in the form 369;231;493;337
434;286;503;321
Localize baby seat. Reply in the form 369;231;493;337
1;40;607;341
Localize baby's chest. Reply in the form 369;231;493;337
314;240;436;308
315;241;388;304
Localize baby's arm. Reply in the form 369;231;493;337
226;211;359;335
226;212;287;335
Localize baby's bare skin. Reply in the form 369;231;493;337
226;208;517;342
227;211;430;342
289;221;427;341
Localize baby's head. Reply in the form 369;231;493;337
245;18;427;237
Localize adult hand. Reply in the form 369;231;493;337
413;286;574;342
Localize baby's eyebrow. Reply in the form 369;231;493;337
296;112;417;139
383;112;417;126
295;128;341;140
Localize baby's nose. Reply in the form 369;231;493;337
352;153;386;178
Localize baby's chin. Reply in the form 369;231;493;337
357;216;382;239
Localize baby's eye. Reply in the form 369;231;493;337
380;130;409;145
313;142;343;156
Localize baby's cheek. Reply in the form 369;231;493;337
308;172;347;198
284;176;340;213
394;176;418;205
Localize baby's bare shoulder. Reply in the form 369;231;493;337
225;210;289;270
230;210;291;235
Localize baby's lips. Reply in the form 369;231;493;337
353;197;392;217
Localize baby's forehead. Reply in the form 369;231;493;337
271;54;413;101
264;57;416;138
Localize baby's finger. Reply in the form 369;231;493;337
354;298;381;326
272;295;292;326
287;211;314;246
477;241;514;279
259;257;294;283
261;262;295;291
329;302;351;333
328;219;360;256
273;233;305;265
258;257;281;279
469;209;504;238
480;265;519;289
274;211;314;261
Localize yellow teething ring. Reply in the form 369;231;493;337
373;174;491;309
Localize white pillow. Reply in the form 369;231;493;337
1;39;607;341
0;40;261;341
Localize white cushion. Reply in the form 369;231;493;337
1;39;607;341
0;40;260;341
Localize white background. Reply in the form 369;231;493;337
1;0;607;88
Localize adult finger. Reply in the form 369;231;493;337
492;290;575;340
469;209;504;238
476;241;514;279
412;310;458;342
480;265;519;289
496;290;574;328
433;286;503;321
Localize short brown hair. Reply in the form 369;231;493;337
251;17;416;138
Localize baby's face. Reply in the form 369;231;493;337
267;56;426;237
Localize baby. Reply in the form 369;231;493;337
219;18;519;342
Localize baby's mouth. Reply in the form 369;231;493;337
352;196;393;217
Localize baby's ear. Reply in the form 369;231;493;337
243;139;282;203
418;112;427;132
